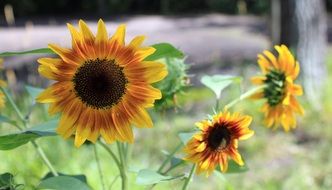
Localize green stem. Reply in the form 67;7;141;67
224;85;266;110
215;98;220;112
31;141;59;176
181;164;196;190
97;141;121;170
1;87;59;176
117;142;128;190
157;142;183;173
1;87;25;122
93;145;106;190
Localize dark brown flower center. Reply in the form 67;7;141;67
207;123;231;152
264;69;286;106
72;58;128;109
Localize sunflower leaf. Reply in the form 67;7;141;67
178;131;197;145
136;169;184;185
0;172;23;189
0;48;54;57
201;75;242;99
42;172;87;183
37;176;90;190
0;115;15;126
25;85;44;101
145;43;184;61
0;120;58;150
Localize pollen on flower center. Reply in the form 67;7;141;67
73;58;128;109
264;69;286;106
207;123;231;151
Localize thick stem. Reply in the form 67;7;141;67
93;145;106;190
1;87;59;176
181;164;196;190
117;142;128;190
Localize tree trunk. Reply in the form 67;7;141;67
270;0;327;108
295;0;327;109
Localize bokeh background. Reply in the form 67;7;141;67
1;0;332;189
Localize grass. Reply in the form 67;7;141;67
1;50;332;190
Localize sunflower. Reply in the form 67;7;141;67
0;59;6;109
183;110;253;176
251;45;304;131
37;19;167;147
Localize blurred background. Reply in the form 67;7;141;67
1;0;332;189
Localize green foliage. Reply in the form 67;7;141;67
145;43;184;61
0;115;15;126
0;48;54;57
0;120;57;150
201;75;242;99
136;169;183;185
37;176;90;190
0;173;23;190
154;57;189;110
25;85;44;101
178;131;197;145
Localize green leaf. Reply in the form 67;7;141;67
0;48;54;57
0;120;58;150
216;159;249;174
201;75;242;99
136;169;183;185
25;85;44;101
42;172;87;183
0;115;15;125
24;120;58;136
0;173;23;189
0;173;13;186
0;133;39;150
37;176;90;190
145;43;184;61
178;131;197;145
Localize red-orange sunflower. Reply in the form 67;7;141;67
251;45;304;131
183;110;253;176
37;19;167;147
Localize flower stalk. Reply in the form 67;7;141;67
0;87;59;176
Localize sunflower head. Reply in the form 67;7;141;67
251;45;304;131
37;19;167;147
183;110;253;176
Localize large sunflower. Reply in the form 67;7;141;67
251;45;304;131
37;19;167;147
183;110;253;176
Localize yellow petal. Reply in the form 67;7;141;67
141;61;168;83
129;35;146;49
195;142;206;152
96;19;108;43
263;50;278;69
111;24;126;45
79;19;95;42
67;23;83;47
251;76;266;85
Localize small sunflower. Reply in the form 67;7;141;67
251;45;304;131
37;19;167;147
0;59;6;108
183;110;253;176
